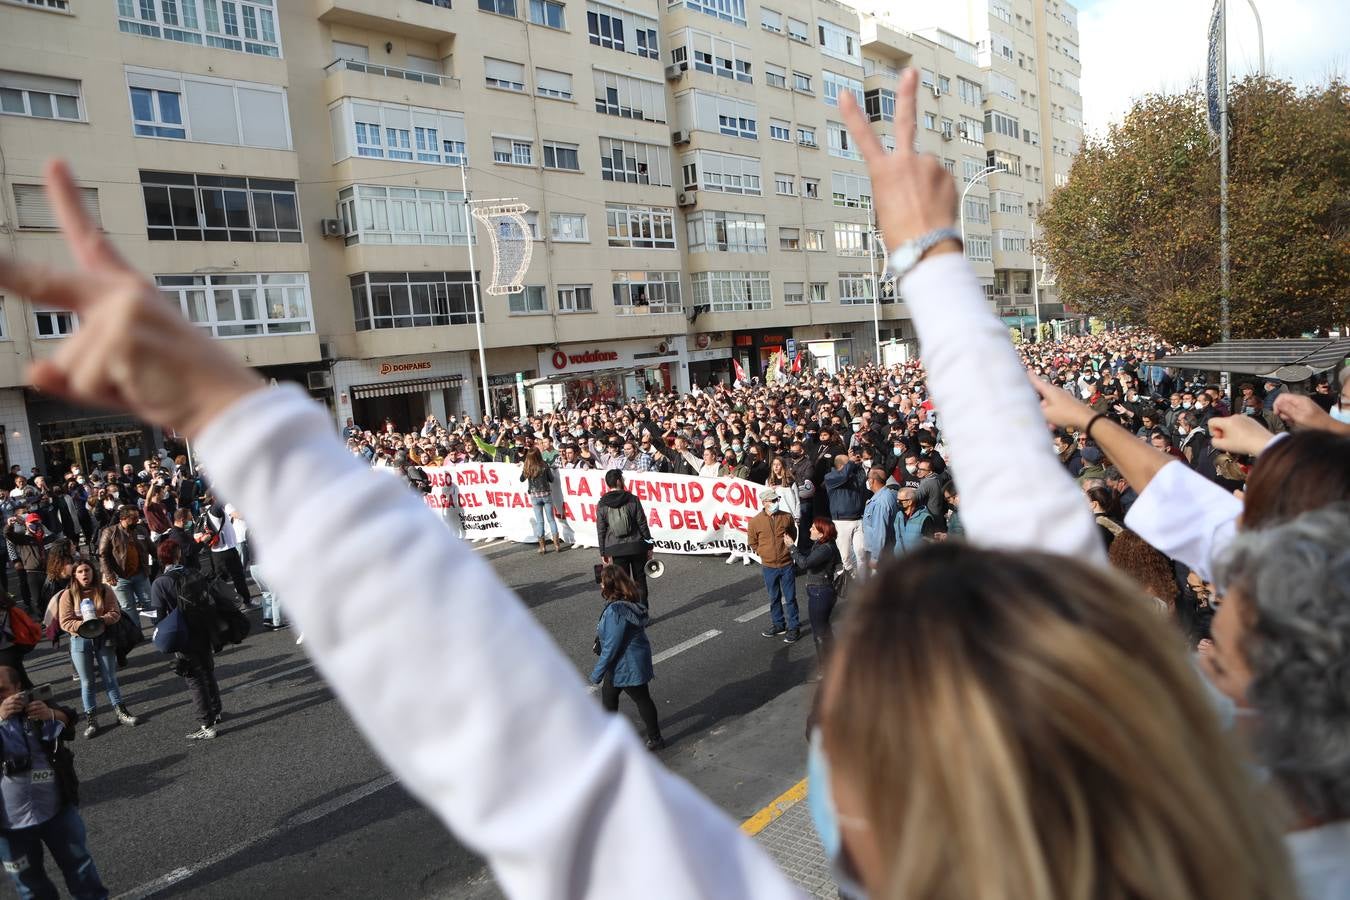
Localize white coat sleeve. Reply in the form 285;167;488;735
196;386;801;900
1123;460;1242;583
899;252;1105;565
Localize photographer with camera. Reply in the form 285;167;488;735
0;665;108;899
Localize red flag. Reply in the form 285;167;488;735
791;351;803;374
776;351;786;373
732;358;747;383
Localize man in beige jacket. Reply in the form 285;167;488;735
745;488;800;643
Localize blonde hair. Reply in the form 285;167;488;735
826;543;1295;900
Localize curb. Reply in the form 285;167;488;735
740;777;808;836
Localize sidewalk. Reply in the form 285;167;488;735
748;790;835;898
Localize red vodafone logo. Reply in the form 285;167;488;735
552;349;619;370
552;350;568;370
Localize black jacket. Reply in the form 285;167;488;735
790;540;841;588
596;490;651;558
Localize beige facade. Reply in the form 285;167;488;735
0;0;1078;470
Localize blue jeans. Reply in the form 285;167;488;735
763;564;799;631
0;805;108;900
69;636;122;714
250;565;280;626
111;573;151;613
531;495;559;540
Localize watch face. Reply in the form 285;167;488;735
893;244;921;273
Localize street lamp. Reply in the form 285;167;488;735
959;165;1001;248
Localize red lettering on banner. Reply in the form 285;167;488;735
566;476;592;498
646;509;662;528
687;482;705;503
712;512;748;532
459;493;481;508
581;504;598;523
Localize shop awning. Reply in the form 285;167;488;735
1152;338;1350;381
350;375;464;400
526;365;648;387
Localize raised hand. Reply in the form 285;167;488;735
1029;376;1094;431
1208;415;1276;457
0;161;262;439
838;70;959;256
1273;392;1349;435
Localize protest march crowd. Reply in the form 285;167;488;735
0;68;1345;900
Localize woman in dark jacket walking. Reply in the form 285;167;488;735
787;517;842;667
589;566;663;750
520;449;563;554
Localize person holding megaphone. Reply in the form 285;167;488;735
57;560;139;738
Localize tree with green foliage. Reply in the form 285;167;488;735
1038;76;1349;344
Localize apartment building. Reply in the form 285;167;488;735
0;0;1079;475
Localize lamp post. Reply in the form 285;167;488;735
459;161;494;421
869;206;885;367
959;165;1001;248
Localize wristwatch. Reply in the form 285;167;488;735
886;227;963;279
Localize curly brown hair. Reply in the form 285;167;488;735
1108;530;1177;611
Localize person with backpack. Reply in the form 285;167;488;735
198;497;252;609
151;540;236;741
589;566;663;751
787;518;843;668
595;471;653;609
57;560;139;738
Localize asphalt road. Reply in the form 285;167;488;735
23;538;821;899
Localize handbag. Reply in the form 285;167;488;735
152;607;192;654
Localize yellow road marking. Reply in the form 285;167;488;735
740;778;808;836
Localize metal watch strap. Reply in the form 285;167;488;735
887;227;964;279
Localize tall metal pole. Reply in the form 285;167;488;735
1031;254;1042;342
460;162;494;420
958;166;1000;248
1218;0;1231;343
1244;0;1265;74
869;207;881;366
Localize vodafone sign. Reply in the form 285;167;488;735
550;349;620;371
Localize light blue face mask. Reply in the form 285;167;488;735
1331;405;1350;425
808;728;869;899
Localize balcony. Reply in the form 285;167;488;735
325;58;459;89
323;58;459;108
315;0;456;41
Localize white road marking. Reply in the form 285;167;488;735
734;604;771;623
113;774;399;899
586;628;722;694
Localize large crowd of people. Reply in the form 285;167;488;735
0;66;1346;900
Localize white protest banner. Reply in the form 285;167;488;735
423;464;768;556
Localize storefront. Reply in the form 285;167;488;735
732;329;794;379
529;338;688;411
476;372;534;419
333;352;476;432
24;393;156;478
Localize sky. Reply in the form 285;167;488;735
1075;0;1349;132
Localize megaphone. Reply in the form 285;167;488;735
645;559;665;579
76;618;105;639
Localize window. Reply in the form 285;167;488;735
550;213;588;242
769;119;790;141
987;149;1022;176
992;190;1024;215
759;7;781;32
774;173;794;195
989;70;1017;101
692;271;771;312
682;150;759;195
778;227;800;251
959;116;984;143
939;75;950;95
140;171;300;243
833;222;872;258
670;28;752;82
593;70;667;123
613;271;682;315
922;112;936;130
685;210;765;253
797;126;816;148
536;68;573;100
675;90;757;139
1023;129;1039;147
801;178;820;200
831;171;871;208
509;285;548;314
965;234;992;262
334;99;465;164
543;141;581;170
958;77;982;105
587;2;659;59
786;17;808;42
671;0;746;26
337;185;471;246
826;121;859;160
12;183;101;230
118;0;281;57
557;285;594;312
989;0;1011;23
130;86;185;138
405;55;443;76
804;229;824;251
0;71;81;121
493;135;534;165
765;63;786;88
838;274;874;305
942;158;956;174
920;68;935;89
351;271;482;331
864;88;894;122
33;309;77;338
479;0;516;15
962;156;984;183
529;0;565;28
600;138;673;186
783;282;804;304
160;273;313;337
792;71;812;93
607;204;677;249
996;228;1026;253
816;20;859;64
485;58;526;91
809;282;828;303
985;110;1019;138
332;41;369;61
8;0;69;8
129;67;291;149
822;70;864;108
963;196;990;225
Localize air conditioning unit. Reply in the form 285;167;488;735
306;370;333;391
320;217;344;238
930;84;942;98
958;124;970;138
671;129;691;145
940;132;953;142
664;64;684;81
319;340;336;361
676;191;697;208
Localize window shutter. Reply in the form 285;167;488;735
536;68;571;94
0;72;80;95
184;79;240;145
236;87;290;149
484;58;524;83
332;41;369;62
125;69;183;93
14;184;100;230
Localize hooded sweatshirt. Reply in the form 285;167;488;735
595;490;651;558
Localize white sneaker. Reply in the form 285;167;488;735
295;633;305;645
725;554;736;564
741;557;751;566
186;724;217;740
